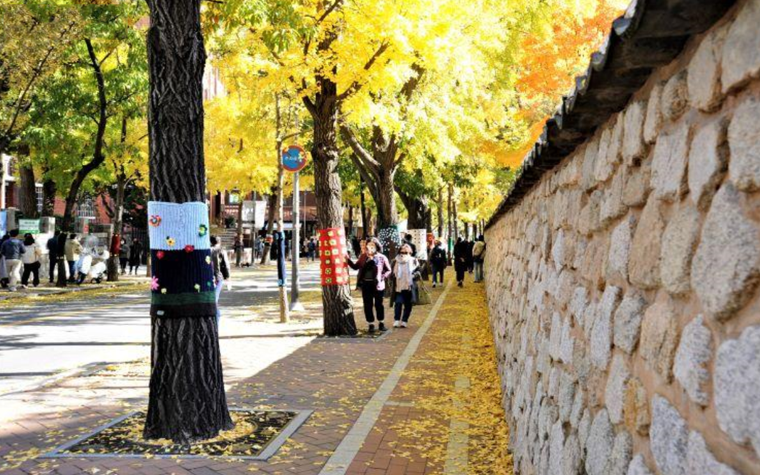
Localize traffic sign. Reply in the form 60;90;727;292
282;145;308;173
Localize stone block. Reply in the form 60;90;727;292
639;299;679;381
608;431;633;475
688;25;727;112
661;70;689;123
688;117;728;210
651;121;690;202
582;140;600;191
650;396;689;475
585;409;614;475
605;354;631;424
721;0;760;93
660;205;701;295
597;115;624;183
692;183;760;320
601;167;628;226
580;235;609;290
570;388;585;428
673;315;713;406
686;431;740;475
570;286;588;328
624;377;650;436
715;325;760;457
629;198;665;289
623;162;651;207
614;291;648;354
728;96;760;192
591;286;621;370
549;312;562;361
644;82;664;144
559;317;574;365
577;190;603;236
579;409;591;449
627;455;654;475
549;420;565;475
562;434;582;475
622;101;647;165
607;214;635;283
559;371;576;422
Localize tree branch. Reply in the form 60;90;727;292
340;125;381;170
336;41;389;102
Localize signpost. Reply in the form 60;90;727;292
283;145;308;311
18;219;40;235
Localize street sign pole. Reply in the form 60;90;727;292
290;171;304;311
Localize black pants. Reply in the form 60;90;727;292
361;284;385;323
49;255;57;282
455;265;466;283
129;262;140;274
432;264;444;284
394;289;413;322
119;258;128;273
22;262;40;287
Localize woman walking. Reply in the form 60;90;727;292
21;233;42;288
391;244;420;328
430;239;446;288
472;235;486;283
118;238;129;275
128;238;142;275
210;235;231;325
453;237;468;288
346;238;391;333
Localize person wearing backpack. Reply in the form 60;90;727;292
430;239;447;288
210;235;231;324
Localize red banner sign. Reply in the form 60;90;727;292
319;228;348;286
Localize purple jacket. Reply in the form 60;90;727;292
372;254;393;291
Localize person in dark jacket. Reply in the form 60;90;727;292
47;231;60;284
128;238;142;275
466;238;475;273
1;229;26;291
453;237;469;288
430;239;447;288
210;235;231;324
118;238;129;274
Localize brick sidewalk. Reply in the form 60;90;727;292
0;275;510;475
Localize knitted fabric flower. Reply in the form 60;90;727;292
161;288;167;294
194;283;201;292
165;236;176;247
184;245;195;253
198;224;208;237
156;251;165;260
151;276;160;291
205;255;212;265
149;215;162;227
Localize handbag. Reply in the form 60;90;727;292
414;281;432;305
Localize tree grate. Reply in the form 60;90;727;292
42;408;312;460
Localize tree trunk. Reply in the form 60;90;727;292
305;79;356;337
347;205;353;236
437;187;444;238
360;178;368;238
397;188;430;231
18;163;38;218
235;199;243;267
375;168;396;230
260;189;276;265
446;183;453;261
143;0;232;444
107;175;126;282
42;176;56;217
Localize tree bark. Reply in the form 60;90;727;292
304;77;356;337
42;176;56;217
18;163;38;218
235;199;243;267
396;187;430;231
347;205;353;236
360;178;368;238
260;189;276;265
436;188;444;237
143;0;232;443
106;175;125;282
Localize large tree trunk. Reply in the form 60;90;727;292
375;168;396;230
42;176;56;217
397;188;430;231
107;175;126;282
235;199;243;267
305;79;356;337
143;0;232;443
18;163;38;218
347;205;353;236
260;189;276;265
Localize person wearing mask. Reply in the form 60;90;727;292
128;238;143;275
453;237;469;288
403;234;417;257
346;238;391;333
0;230;26;291
472;235;486;283
46;231;60;284
430;239;447;288
118;238;129;275
210;235;231;324
64;234;82;282
21;233;42;288
391;243;420;328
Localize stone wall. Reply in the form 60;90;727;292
484;1;760;474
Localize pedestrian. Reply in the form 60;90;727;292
0;234;9;289
308;238;317;262
128;238;142;275
64;234;82;282
0;230;25;291
403;233;417;257
472;235;486;283
47;230;60;284
466;238;475;274
119;238;129;274
391;243;420;328
210;235;231;324
453;237;468;288
346;238;391;333
21;233;42;288
430;239;447;288
76;248;93;285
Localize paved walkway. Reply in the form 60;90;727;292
0;273;511;475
